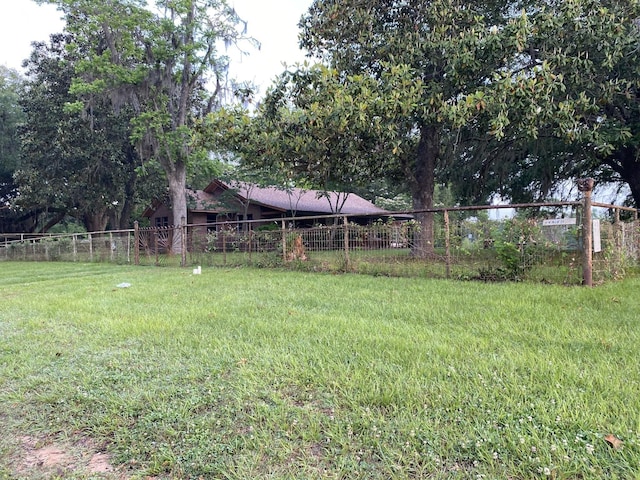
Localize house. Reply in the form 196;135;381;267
142;179;394;229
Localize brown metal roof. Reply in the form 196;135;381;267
186;189;229;213
144;179;395;218
204;180;391;215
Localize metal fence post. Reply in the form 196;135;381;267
154;228;159;266
223;223;228;265
281;220;287;263
635;211;640;264
181;216;187;267
134;221;140;266
578;178;594;287
444;209;451;279
614;208;622;270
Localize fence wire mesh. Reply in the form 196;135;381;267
2;203;639;285
0;231;133;264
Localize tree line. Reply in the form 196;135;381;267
1;0;639;256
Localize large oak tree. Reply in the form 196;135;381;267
265;1;556;254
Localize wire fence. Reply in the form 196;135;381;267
2;200;639;285
0;230;134;264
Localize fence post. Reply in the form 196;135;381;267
343;216;350;271
134;221;140;266
281;219;287;263
109;232;114;262
154;228;159;266
578;178;595;287
613;208;622;270
88;233;93;262
181;216;187;267
223;224;228;265
636;210;640;263
444;209;451;279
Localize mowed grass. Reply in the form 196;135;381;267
0;262;639;479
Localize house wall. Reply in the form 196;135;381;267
149;205;172;227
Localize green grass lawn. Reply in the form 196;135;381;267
0;262;639;479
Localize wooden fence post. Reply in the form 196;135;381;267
343;216;350;270
577;178;595;287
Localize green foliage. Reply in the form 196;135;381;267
16;33;145;232
447;0;640;205
0;66;24;179
42;0;255;233
0;66;26;230
238;1;575;255
48;218;88;234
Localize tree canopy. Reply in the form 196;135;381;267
40;0;253;249
14;33;149;232
448;0;640;205
217;1;571;254
222;0;640;240
4;0;638;235
0;66;25;231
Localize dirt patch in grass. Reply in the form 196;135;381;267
12;435;128;479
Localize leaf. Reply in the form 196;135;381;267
604;434;623;450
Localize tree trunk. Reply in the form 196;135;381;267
410;125;439;257
167;160;187;254
618;146;640;208
604;145;640;207
83;210;109;233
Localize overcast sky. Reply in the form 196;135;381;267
0;0;312;95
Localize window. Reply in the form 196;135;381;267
155;216;169;227
206;214;217;233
